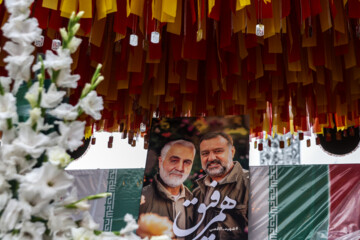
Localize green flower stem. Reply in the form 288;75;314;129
51;70;60;84
7;118;12;130
0;82;4;95
64;192;111;209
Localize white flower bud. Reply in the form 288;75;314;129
59;28;68;41
72;23;80;34
94;76;104;86
29;107;41;124
76;11;85;19
70;12;75;21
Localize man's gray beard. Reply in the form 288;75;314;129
159;166;189;188
205;158;233;178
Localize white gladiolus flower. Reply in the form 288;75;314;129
2;18;41;45
12;124;51;158
0;128;17;144
80;211;100;230
120;214;139;235
0;191;11;212
57;121;85;151
0;93;18;130
29;107;41;123
54;67;81;88
0;77;12;93
71;227;97;240
0;92;17;118
19;162;74;200
48;103;78;120
47;206;77;238
47;146;71;168
79;91;104;120
33;49;72;72
68;36;82;54
24;81;40;108
41;83;66;108
0;199;32;232
2;41;35;83
59;28;68;41
4;0;33;19
12;221;46;240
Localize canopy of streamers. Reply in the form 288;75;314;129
1;0;360;137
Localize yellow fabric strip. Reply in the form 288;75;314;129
43;0;59;10
233;9;246;33
268;34;283;53
90;18;106;47
208;0;216;15
344;38;356;69
186;60;198;80
96;0;108;19
130;0;145;17
79;0;92;18
239;0;251;9
60;0;78;18
167;0;183;35
162;0;177;22
263;18;275;39
319;0;332;32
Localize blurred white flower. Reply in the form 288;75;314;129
19;162;74;200
4;0;33;19
12;124;50;158
120;214;139;235
33;49;72;72
68;36;82;54
0;199;32;232
57;121;85;151
55;67;81;88
47;146;71;168
0;128;17;144
24;81;40;108
0;191;11;212
71;227;97;240
1;144;35;178
79;91;103;120
0;93;18;130
3;47;35;83
0;77;12;93
48;103;78;120
2;18;41;45
41;83;66;108
12;221;46;240
47;206;77;238
80;211;100;230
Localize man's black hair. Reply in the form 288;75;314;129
199;132;233;146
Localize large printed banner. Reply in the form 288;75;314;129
249;164;360;240
137;116;250;240
66;168;144;230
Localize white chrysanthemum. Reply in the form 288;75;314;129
0;93;18;130
56;121;85;151
4;0;33;19
2;17;41;45
47;146;71;168
48;103;78;120
55;67;81;88
0;199;32;232
19;162;74;200
33;49;72;72
79;91;103;120
41;83;66;108
11;124;51;158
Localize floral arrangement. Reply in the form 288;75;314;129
0;0;142;239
